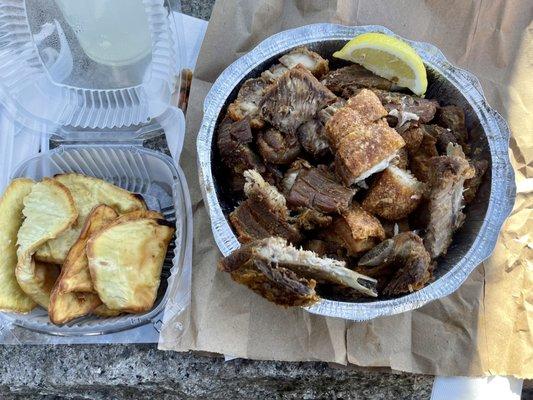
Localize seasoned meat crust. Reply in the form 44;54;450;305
362;166;425;221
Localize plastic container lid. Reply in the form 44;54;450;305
0;0;182;135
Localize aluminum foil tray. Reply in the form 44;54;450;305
197;24;516;321
3;145;189;336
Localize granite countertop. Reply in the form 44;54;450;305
1;1;529;399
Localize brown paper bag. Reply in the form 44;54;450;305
160;0;532;378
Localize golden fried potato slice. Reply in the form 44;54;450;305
92;304;122;317
0;179;36;312
58;205;119;294
35;174;146;264
16;179;77;308
87;218;174;313
49;290;101;325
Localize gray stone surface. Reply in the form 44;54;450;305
181;0;216;20
0;344;434;399
6;1;531;399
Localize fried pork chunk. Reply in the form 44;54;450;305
325;90;405;185
333;118;406;185
362;166;425;221
257;128;301;165
321;64;393;98
216;117;265;189
293;208;332;231
321;205;385;256
219;240;319;307
297;118;331;159
435;105;468;144
283;161;355;214
260;66;337;134
463;159;488;204
357;232;433;295
279;47;329;78
401;125;439;182
261;47;329;82
220;237;378;300
373;90;439;124
229;170;302;244
227;78;269;129
423;153;475;258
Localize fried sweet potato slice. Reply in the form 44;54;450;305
87;218;174;313
16;179;77;308
56;205;119;295
0;179;36;312
35;174;146;264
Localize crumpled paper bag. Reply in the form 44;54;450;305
160;0;532;378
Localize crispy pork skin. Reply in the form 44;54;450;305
362;166;425;221
321;205;386;256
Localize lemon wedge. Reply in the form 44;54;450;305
333;32;428;96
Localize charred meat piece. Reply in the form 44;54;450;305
227;78;269;129
297;118;331;159
435;105;468;144
421;124;459;154
230;170;302;244
362;166;425;221
247;237;378;297
423;154;475;258
321;64;393;98
373;90;438;124
285;163;355;213
400;124;424;153
260;66;337;134
357;232;433;295
279;46;330;78
293;208;333;231
219;241;319;307
257;128;301;165
321;205;386;256
463;159;488;205
405;127;439;183
217;117;265;182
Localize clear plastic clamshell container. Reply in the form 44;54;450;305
0;0;181;132
5;145;190;336
0;0;191;339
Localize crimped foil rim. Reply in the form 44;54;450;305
196;24;516;321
